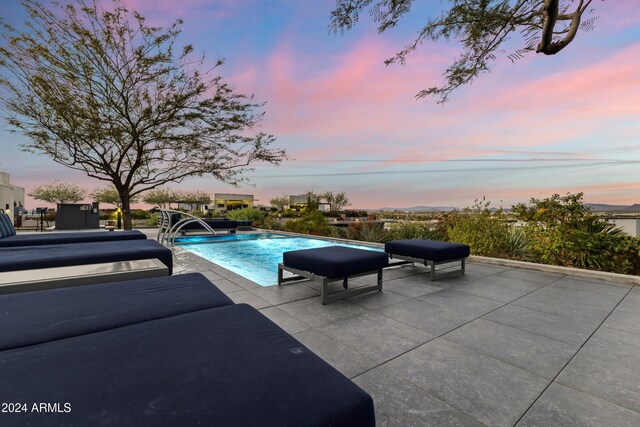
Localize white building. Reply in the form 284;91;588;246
608;218;640;237
0;172;26;224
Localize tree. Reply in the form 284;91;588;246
269;194;290;211
179;191;211;210
142;188;180;209
0;0;286;230
330;0;601;102
29;181;85;204
322;191;351;211
91;186;138;208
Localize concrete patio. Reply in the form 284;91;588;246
171;242;640;426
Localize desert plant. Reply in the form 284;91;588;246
226;208;266;224
284;210;330;236
345;222;388;243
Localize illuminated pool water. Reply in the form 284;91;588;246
178;233;383;286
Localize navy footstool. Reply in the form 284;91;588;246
385;239;470;280
279;246;389;304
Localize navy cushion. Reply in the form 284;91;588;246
0;304;375;427
0;239;173;274
385;239;470;262
0;229;147;248
0;273;232;351
283;246;389;278
0;212;15;237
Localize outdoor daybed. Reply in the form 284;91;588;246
279;246;389;304
385;239;470;280
0;239;174;274
0;273;375;426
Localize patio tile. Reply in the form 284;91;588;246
278;298;366;328
418;289;504;318
484;304;596;346
513;293;611;324
384;265;429;280
533;285;624;311
602;307;640;336
258;307;310;335
444;319;577;379
556;325;640;412
386;338;549;427
383;275;443;298
227;290;271;309
450;279;533;303
378;298;473;336
552;276;631;297
517;382;640;427
494;268;563;285
345;290;410;310
293;329;377;379
318;312;434;364
616;287;640;314
464;262;507;276
249;284;319;305
203;277;244;294
353;367;483;427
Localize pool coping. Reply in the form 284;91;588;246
177;229;639;287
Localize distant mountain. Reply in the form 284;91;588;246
586;203;640;212
375;205;458;212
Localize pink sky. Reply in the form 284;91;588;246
1;0;639;209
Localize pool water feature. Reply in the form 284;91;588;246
178;233;384;286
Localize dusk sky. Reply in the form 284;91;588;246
1;0;639;209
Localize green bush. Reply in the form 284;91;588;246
226;207;266;224
261;216;285;231
345;222;388;243
284;210;330;236
446;199;514;258
130;209;150;220
145;212;160;227
388;221;445;241
512;193;640;273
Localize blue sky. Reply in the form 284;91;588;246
1;0;639;209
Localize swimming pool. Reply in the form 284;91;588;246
178;233;383;286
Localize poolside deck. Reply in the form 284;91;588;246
167;232;640;426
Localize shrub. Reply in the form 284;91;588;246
387;221;445;241
261;216;285;231
345;222;388;243
446;199;514;257
284;210;330;236
130;209;150;220
145;212;160;227
226;207;266;224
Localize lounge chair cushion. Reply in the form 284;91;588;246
0;212;15;237
0;239;174;274
283;246;389;278
0;273;232;351
0;304;375;426
0;229;147;247
385;239;470;262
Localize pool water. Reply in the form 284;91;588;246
178;233;383;286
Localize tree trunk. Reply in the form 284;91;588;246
120;191;133;230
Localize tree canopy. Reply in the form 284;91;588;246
321;191;351;211
91;186;138;208
29;181;85;204
330;0;601;102
269;194;290;211
0;0;286;229
142;188;180;209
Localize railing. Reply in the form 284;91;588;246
156;209;217;246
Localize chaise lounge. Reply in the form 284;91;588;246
385;239;470;280
0;273;375;426
279;246;389;304
0;211;147;247
0;239;173;274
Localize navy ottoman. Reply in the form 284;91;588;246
385;239;470;280
279;246;389;304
